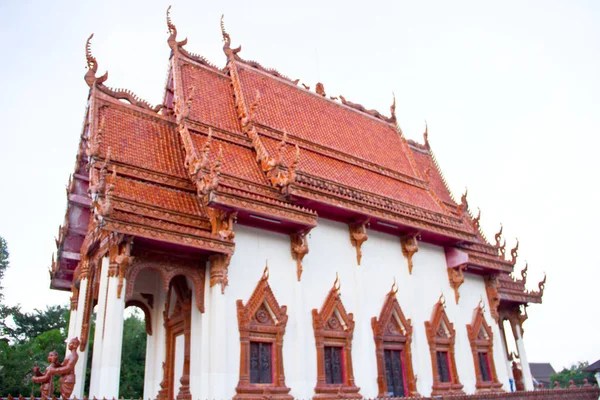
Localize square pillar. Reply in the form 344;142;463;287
96;273;126;397
514;324;534;391
88;256;110;396
72;277;89;398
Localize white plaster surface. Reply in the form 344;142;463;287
196;219;512;399
96;218;527;398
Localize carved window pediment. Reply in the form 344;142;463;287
312;277;361;399
467;305;504;392
236;268;292;400
372;287;419;397
424;299;464;396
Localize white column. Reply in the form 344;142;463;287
66;308;78;355
189;282;205;399
97;274;126;397
144;283;167;400
515;324;534;391
88;256;110;396
72;277;89;398
208;262;228;400
498;322;515;390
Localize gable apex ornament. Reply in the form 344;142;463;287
221;14;241;59
510;239;519;265
166;6;188;50
494;224;503;248
84;34;108;87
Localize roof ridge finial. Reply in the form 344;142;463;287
494;224;503;248
221;14;241;59
510;238;519;264
389;93;397;123
84;34;108;87
423;120;430;149
166;6;188;50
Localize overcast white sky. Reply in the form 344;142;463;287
0;0;598;371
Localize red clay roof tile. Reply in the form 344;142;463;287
237;66;418;178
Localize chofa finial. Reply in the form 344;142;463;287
423;120;430;149
221;14;241;58
166;6;188;49
84;34;108;87
389;93;397;123
494;224;503;248
439;292;446;307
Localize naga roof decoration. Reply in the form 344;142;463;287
49;7;544;308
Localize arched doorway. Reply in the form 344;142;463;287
158;275;192;400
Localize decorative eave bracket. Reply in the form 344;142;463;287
447;264;466;305
291;230;310;281
349;219;369;265
401;233;419;274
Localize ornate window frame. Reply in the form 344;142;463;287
371;283;419;397
467;303;504;392
424;297;464;396
312;275;361;399
235;267;292;400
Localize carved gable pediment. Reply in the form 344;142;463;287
312;280;354;337
371;289;411;340
237;267;288;333
467;304;493;344
425;299;455;346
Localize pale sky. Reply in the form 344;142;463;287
1;0;599;371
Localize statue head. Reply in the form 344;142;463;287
47;350;59;364
67;337;81;351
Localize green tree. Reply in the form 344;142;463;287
550;361;597;388
0;236;69;396
119;310;147;398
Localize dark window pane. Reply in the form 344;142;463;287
436;351;451;383
250;342;272;384
384;349;406;397
478;352;491;382
324;346;344;384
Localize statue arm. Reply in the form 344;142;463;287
48;356;76;375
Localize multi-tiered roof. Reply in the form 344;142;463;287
50;8;545;315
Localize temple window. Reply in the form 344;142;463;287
249;341;273;384
235;266;292;399
424;297;464;395
324;346;344;384
312;275;361;398
467;303;504;392
371;283;419;397
436;351;452;382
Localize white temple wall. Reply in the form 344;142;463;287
131;269;166;400
204;218;511;399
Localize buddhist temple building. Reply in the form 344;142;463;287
49;8;547;399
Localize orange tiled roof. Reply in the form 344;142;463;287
237;65;418;179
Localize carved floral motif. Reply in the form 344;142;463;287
209;253;232;294
290;231;310;281
401;233;419;274
448;264;466;304
485;275;500;322
349;220;369;265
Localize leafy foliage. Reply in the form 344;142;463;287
550;361;598;388
119;310;147;398
0;236;146;397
